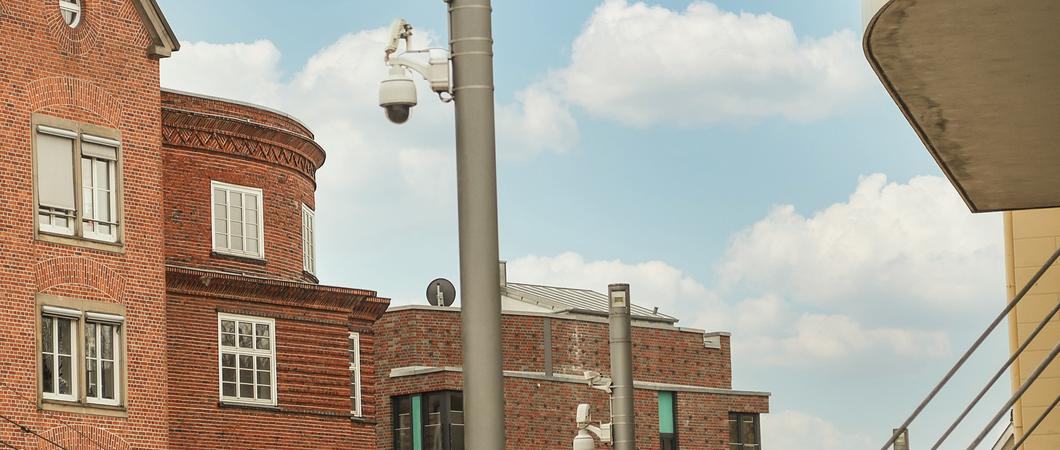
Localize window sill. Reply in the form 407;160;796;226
41;399;127;418
211;251;267;265
350;415;375;424
37;232;124;253
219;400;279;411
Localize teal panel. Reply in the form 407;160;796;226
412;395;423;450
658;391;674;433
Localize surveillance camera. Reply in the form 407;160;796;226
379;66;417;124
576;403;592;426
573;429;596;450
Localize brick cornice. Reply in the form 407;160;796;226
161;107;326;185
165;266;390;321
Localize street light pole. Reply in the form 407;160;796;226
446;1;506;448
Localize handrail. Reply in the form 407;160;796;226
1010;392;1060;450
968;340;1060;449
931;295;1060;448
880;246;1060;450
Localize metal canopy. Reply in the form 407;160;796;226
864;0;1060;212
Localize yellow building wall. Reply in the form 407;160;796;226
1004;209;1060;449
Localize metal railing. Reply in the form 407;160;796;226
881;246;1060;450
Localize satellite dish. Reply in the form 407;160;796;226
426;278;456;307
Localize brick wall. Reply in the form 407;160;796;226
0;1;171;448
375;308;766;449
161;90;324;283
165;291;377;449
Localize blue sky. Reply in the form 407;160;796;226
157;1;1012;448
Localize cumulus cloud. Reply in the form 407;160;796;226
719;174;1004;316
160;40;284;107
763;410;873;450
550;0;873;126
507;175;1000;369
507;252;712;310
496;85;579;157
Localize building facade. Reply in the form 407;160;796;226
1003;208;1060;449
375;264;770;450
0;1;387;449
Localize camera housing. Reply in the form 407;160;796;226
379;66;417;124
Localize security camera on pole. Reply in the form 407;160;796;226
378;2;506;448
608;284;636;450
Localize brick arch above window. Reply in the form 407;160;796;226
27;77;123;128
36;424;130;450
35;256;127;303
41;0;100;56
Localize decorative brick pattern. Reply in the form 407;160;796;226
35;256;128;302
27;77;123;128
36;424;131;450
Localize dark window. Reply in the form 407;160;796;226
659;391;678;449
728;413;761;450
393;391;464;450
393;396;414;450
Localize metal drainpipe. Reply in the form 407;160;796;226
446;1;506;449
609;284;636;450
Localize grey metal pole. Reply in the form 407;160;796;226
446;1;505;449
609;284;636;450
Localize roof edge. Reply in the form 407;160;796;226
134;0;180;58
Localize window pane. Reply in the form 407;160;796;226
232;235;244;251
100;325;114;359
256;356;270;371
255;323;270;339
101;361;115;399
255;334;269;350
57;319;72;355
213;188;226;205
221;333;235;347
95;160;110;190
215;232;228;248
86;323;98;359
239;383;253;398
451;424;465;450
221;353;235;368
257;386;271;400
221;320;235;333
245;194;257;212
214;218;228;235
742;417;758;444
42;317;53;353
232;206;243;223
232;193;243;208
86;358;98;398
239;355;252;370
214;202;227;220
238;323;253;348
222;367;236;383
42;355;54;393
58;355;72;395
222;382;236;397
729;417;739;444
246;238;258;254
256;370;270;385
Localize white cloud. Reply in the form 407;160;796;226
507;252;711;310
551;0;872;126
719;174;1004;316
161;40;284;107
763;410;873;450
496;85;579;157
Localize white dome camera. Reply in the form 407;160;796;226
379;66;418;124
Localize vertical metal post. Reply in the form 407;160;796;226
609;284;636;450
447;1;505;449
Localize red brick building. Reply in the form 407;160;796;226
0;1;387;449
375;263;770;450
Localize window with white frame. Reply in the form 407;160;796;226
41;309;78;402
35;123;121;243
349;332;361;417
40;304;124;407
302;204;316;274
211;182;264;259
84;314;123;406
59;0;81;27
218;314;276;405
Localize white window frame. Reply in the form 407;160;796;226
59;0;82;27
217;313;277;406
41;309;79;402
211;181;265;259
35;122;122;244
302;204;316;275
349;332;362;417
84;314;123;407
